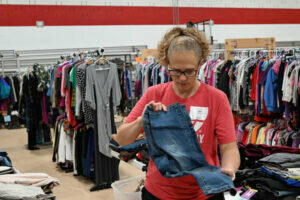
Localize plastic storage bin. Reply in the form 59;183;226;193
111;175;145;200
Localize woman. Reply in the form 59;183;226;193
114;27;240;200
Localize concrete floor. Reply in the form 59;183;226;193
0;128;145;200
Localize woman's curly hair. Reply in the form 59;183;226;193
157;27;210;66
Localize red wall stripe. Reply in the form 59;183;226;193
0;5;300;26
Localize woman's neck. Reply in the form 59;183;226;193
172;81;200;98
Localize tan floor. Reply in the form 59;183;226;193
0;128;145;200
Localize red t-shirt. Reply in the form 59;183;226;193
126;82;236;200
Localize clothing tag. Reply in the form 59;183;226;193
190;107;208;121
240;189;257;199
135;57;142;63
4;115;11;123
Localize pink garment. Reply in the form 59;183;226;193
61;64;71;97
56;62;69;78
66;89;76;127
292;76;295;87
208;60;221;86
264;125;275;143
204;60;213;81
0;173;60;187
59;97;65;107
56;114;65;122
272;59;281;75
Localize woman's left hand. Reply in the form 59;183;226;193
221;168;235;180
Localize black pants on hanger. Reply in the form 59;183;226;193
28;124;37;150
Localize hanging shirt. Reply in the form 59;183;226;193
85;61;121;157
9;77;17;104
70;66;77;109
0;78;11;100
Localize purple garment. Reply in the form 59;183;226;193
255;60;265;115
42;92;49;125
292;134;300;148
0;98;10;111
134;80;142;98
284;102;290;119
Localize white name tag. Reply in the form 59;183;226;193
190;107;208;121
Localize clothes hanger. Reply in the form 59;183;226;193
94;49;108;67
85;56;94;65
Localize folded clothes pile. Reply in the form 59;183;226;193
239;169;300;200
0;173;60;188
238;142;300;169
0;150;59;199
236;144;300;200
0;166;14;175
0;182;56;200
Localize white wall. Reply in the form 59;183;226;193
1;24;299;50
1;0;300;50
0;25;175;50
212;24;300;44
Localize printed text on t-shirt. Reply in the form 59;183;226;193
190;106;208;144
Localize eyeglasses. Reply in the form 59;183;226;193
168;68;198;77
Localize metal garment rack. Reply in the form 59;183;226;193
0;54;3;76
212;47;300;58
0;45;147;74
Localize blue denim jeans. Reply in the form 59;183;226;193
143;103;235;196
0;151;12;167
119;139;147;151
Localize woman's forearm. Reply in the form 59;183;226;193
114;117;143;146
220;142;240;178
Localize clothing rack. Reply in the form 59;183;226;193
49;48;141;192
210;49;225;60
214;47;300;62
225;37;276;60
0;54;4;77
0;46;146;74
141;49;158;63
199;49;300;148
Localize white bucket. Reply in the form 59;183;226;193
111;176;145;200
